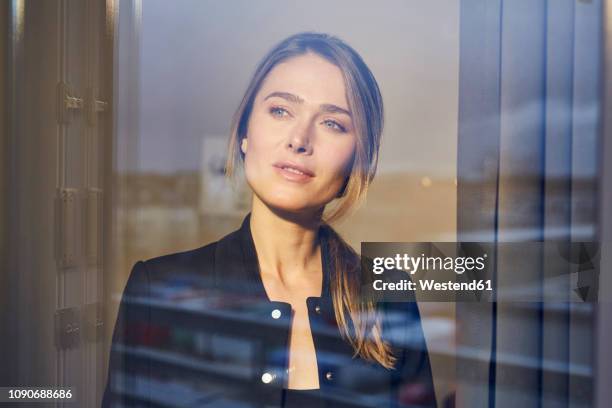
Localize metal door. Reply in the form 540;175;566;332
4;0;114;406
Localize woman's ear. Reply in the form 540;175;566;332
240;138;248;155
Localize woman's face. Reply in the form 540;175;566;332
241;53;357;216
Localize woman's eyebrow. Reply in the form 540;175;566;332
264;91;352;117
320;104;351;117
264;91;304;104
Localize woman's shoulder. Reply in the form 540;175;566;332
139;215;251;278
143;241;218;273
138;239;220;282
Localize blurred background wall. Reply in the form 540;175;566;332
127;0;458;258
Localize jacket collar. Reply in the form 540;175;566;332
213;212;332;303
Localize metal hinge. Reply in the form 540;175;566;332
57;83;108;125
55;188;78;269
86;87;108;126
55;302;104;350
57;82;84;124
86;188;103;266
55;307;81;350
83;302;104;343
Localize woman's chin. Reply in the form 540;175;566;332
263;200;323;218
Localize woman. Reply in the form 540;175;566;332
102;32;436;408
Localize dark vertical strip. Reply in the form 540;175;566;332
457;0;503;406
570;0;600;404
543;0;575;404
0;0;10;389
537;1;550;405
487;1;504;406
6;0;24;387
595;0;612;405
488;169;499;408
564;0;576;403
568;0;576;240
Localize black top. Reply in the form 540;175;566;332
282;388;322;408
101;212;436;408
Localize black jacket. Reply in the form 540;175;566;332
102;213;436;408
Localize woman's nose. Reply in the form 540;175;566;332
286;121;313;155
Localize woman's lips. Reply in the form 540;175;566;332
273;165;314;183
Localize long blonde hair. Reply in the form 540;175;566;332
225;32;395;368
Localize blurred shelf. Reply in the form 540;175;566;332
114;343;253;381
112;369;396;408
119;295;431;352
111;370;221;408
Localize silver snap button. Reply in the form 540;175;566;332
325;371;333;381
315;305;321;314
261;372;275;383
271;309;281;319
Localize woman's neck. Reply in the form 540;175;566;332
249;197;322;283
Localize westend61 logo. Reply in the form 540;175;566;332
360;242;601;303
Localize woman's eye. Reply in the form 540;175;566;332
322;119;346;133
269;107;289;118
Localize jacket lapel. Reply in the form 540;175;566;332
213;212;268;300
